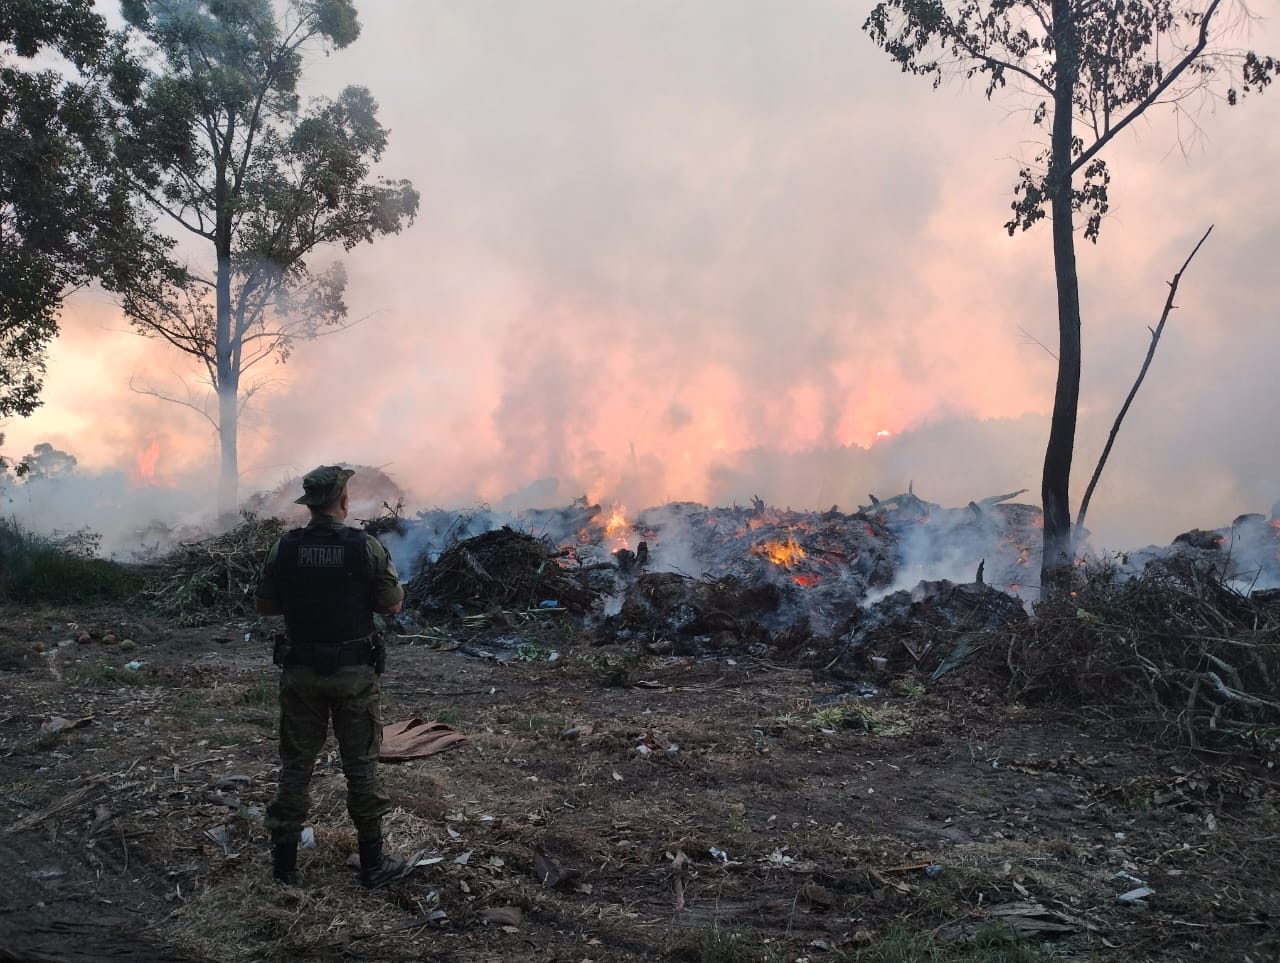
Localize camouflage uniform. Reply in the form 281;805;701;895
255;467;405;869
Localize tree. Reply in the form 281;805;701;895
0;0;164;417
117;0;419;519
864;0;1278;595
17;440;78;480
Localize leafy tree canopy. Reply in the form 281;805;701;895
865;0;1280;242
115;0;418;516
0;0;165;417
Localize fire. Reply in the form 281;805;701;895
757;534;806;570
133;439;161;485
875;429;892;439
600;505;633;551
604;506;628;539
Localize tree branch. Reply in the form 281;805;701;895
1074;224;1214;542
128;372;218;431
1071;0;1223;175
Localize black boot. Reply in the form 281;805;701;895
358;836;408;889
272;841;298;885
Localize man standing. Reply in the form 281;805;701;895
255;465;407;888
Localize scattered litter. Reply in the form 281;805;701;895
454;850;472;865
26;866;65;880
299;827;315;849
203;791;240;810
203;825;234;855
379;718;467;762
1111;870;1146;886
1118;886;1156;903
709;847;731;863
124;661;146;671
925;864;944;879
480;905;523;927
38;716;93;738
941;901;1080;941
533;846;581;888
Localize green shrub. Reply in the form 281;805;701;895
0;520;146;604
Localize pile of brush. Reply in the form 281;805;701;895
1008;556;1280;756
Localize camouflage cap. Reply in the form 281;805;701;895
294;465;355;506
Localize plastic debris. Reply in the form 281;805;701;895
1118;886;1155;903
299;827;315;849
925;864;944;879
203;825;234;854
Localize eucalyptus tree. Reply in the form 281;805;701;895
118;0;418;518
0;0;162;418
864;0;1278;595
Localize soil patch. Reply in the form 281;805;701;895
0;604;1277;962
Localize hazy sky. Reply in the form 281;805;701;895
6;1;1280;550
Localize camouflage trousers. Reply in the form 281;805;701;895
265;665;391;844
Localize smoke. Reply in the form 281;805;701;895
3;1;1278;556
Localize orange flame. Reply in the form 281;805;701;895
757;534;806;570
133;439;161;485
600;505;633;551
604;506;628;539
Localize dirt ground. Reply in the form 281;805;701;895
0;605;1277;963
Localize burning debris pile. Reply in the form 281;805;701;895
827;577;1029;681
389;488;1046;658
125;486;1280;754
406;527;595;614
1121;511;1280;591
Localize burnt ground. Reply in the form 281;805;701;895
0;605;1277;963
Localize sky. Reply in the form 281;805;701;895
5;0;1280;553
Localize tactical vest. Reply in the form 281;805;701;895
274;525;376;644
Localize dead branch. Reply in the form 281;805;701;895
1075;225;1213;542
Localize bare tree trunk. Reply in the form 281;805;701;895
1074;225;1214;543
217;380;238;522
214;162;237;524
1040;0;1083;598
